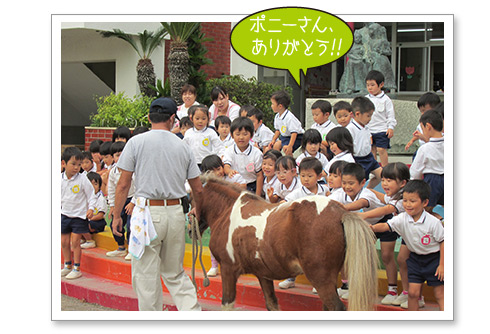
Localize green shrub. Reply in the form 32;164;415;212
90;92;153;128
205;75;293;129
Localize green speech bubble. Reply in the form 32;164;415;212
231;7;354;86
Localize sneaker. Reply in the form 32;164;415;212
392;292;408;306
124;253;132;261
106;249;127;257
207;267;219;277
337;287;349;300
61;266;72;277
401;296;425;309
381;292;398;305
81;240;96;249
65;269;82;280
278;278;295;289
312;287;318;294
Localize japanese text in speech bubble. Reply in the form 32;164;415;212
231;7;354;87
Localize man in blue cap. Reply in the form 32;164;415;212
112;97;203;311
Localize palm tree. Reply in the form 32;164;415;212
160;22;200;104
99;28;167;98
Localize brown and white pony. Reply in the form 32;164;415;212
197;176;379;311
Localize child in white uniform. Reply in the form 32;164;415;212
223;117;264;196
215;115;235;149
61;147;97;280
246;107;274;152
261;149;282;201
184;105;225;165
310;99;338;155
269;155;300;203
279;157;328;289
268;91;304;156
325;127;355;176
372;180;444;311
365;70;397;168
106;141;136;259
410;110;444;217
346;96;382;189
295;129;329;181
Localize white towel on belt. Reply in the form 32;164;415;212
128;197;158;260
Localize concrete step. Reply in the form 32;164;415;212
83;228;438;302
61;271;264;311
61;247;440;311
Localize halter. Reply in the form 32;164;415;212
189;214;210;289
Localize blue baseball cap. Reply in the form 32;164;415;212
149;97;177;114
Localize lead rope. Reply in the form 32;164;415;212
190;214;210;290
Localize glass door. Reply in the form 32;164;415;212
397;45;428;92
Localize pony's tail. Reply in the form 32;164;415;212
342;212;379;311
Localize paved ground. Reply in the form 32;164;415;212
61;294;120;311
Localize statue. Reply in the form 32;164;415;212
339;30;368;94
339;23;396;94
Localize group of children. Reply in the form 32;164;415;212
61;125;149;279
61;70;444;311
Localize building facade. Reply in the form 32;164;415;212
61;20;445;147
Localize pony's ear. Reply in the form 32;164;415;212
200;172;213;184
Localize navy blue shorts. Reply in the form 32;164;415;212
374;214;398;242
424;173;444;207
371;132;391;149
354;153;381;180
280;134;303;152
407;251;444;286
88;219;107;233
61;214;89;234
246;181;257;193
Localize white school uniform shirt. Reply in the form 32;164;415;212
387;210;444;255
274;176;301;199
183;126;225;163
107;166;136;207
93;191;108;216
226;173;248;185
328;187;385;224
415;123;427;147
366;91;397;133
329;187;343;197
61;172;97;219
410;137;444;180
274;109;305;137
311;120;339;141
81;163;97;176
295;151;329;173
384;192;405;215
325;151;355;175
176;101;200;121
263;174;281;201
285;183;328;202
222;143;263;184
252;124;274;149
220;133;235;150
346;119;372;157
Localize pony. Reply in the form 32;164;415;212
196;175;379;311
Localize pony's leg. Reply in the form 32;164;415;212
220;265;238;310
315;280;346;311
257;276;279;311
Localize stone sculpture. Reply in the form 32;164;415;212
339;23;396;94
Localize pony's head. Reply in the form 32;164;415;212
197;173;245;233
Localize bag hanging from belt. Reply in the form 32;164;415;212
181;195;190;214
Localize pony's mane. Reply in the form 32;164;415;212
200;173;244;198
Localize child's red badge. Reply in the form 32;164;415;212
421;234;431;245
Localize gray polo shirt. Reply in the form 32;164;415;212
117;129;201;199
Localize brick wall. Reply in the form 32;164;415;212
84;127;116;151
163;22;231;80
